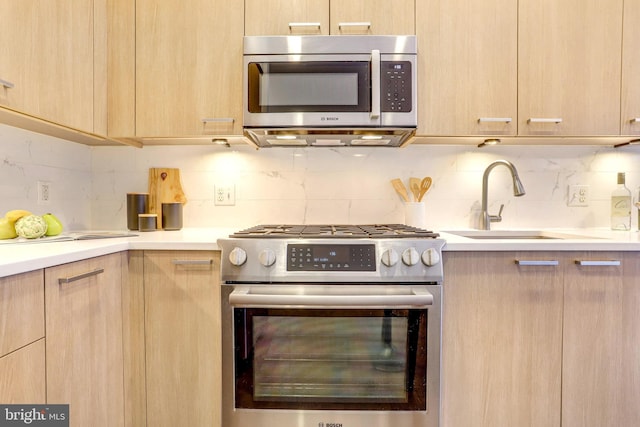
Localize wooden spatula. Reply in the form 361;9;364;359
409;177;421;201
391;178;410;202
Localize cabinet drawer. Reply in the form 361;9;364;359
0;270;45;357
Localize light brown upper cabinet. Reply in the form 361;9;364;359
135;0;244;137
417;0;517;136
245;0;414;36
418;0;625;139
621;0;640;136
0;0;97;132
518;0;623;136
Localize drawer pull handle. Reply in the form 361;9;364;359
172;259;213;265
478;117;512;123
0;78;15;89
288;22;321;30
575;260;621;267
630;118;640;123
338;22;371;29
58;268;105;285
201;118;234;123
527;118;563;124
515;260;559;266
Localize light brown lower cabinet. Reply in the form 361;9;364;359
142;250;221;427
0;339;46;404
562;252;640;427
0;269;45;404
443;251;640;427
45;252;125;427
442;251;564;427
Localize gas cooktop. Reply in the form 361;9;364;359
229;224;439;239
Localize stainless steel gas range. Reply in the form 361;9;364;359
218;224;445;427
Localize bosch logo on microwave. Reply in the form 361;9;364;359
318;423;343;427
321;117;339;121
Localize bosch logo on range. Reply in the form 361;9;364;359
318;423;343;427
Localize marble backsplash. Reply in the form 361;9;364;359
2;123;640;232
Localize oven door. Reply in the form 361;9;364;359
221;284;441;427
243;53;381;127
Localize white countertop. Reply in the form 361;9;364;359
0;228;235;278
1;227;639;278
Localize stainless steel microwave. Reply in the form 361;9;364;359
242;35;417;147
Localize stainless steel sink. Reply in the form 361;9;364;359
442;230;599;240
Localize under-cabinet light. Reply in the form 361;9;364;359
477;138;501;148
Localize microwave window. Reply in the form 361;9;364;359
248;62;370;113
260;73;358;106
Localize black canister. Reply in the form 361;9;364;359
126;193;149;230
162;202;183;230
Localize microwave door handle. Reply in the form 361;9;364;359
370;49;381;120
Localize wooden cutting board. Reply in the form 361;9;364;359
148;168;187;228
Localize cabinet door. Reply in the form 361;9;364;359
621;0;640;135
417;0;516;136
245;0;329;35
144;251;221;427
45;253;125;427
0;339;46;404
0;0;95;131
518;0;623;136
136;0;244;137
0;270;44;357
330;0;415;35
562;252;640;427
442;252;563;427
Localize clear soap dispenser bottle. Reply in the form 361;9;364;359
611;172;631;230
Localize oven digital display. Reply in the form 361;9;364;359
287;244;376;271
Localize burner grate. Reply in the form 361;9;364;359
230;224;439;239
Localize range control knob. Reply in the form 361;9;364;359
258;249;276;267
402;247;421;266
421;248;441;266
381;249;399;267
228;247;247;266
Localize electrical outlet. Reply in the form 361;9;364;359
37;181;52;205
214;184;236;206
567;184;589;207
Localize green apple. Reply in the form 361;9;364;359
0;217;18;239
42;213;64;236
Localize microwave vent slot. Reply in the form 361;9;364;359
266;138;307;146
311;140;345;146
350;139;392;146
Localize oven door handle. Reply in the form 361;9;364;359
228;286;434;309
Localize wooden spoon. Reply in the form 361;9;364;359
418;177;432;202
391;178;410;202
409;177;421;201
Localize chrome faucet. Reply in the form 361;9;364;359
480;160;526;230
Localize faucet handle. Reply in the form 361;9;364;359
489;204;504;223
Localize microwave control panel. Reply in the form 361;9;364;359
381;61;412;113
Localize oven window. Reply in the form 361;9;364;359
247;62;371;113
233;308;427;411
